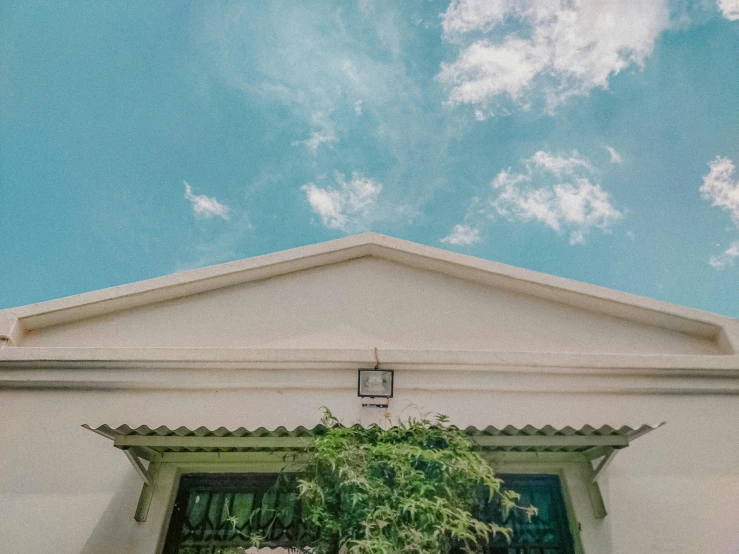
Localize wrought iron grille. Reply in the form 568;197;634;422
162;473;575;554
162;473;303;554
476;474;576;554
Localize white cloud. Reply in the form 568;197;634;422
301;172;382;231
438;0;669;115
606;145;624;165
709;241;739;268
718;0;739;20
448;151;623;244
700;156;739;224
441;224;481;245
526;150;593;177
701;156;739;269
441;1;510;35
439;37;546;107
493;176;623;245
183;181;231;220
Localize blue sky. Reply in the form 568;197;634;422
1;0;738;317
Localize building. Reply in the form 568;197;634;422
1;233;737;553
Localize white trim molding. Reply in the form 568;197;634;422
1;348;738;394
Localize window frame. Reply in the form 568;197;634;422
150;454;587;554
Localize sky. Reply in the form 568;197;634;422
1;0;738;318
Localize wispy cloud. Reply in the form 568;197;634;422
709;241;739;269
174;214;253;272
447;151;623;244
718;0;739;21
194;3;461;219
701;156;739;269
700;156;739;224
292;113;337;154
438;0;669;116
441;224;481;245
199;3;424;144
605;145;624;165
183;181;231;220
294;128;337;155
302;172;382;231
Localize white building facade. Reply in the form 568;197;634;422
1;233;737;553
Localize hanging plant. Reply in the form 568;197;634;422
285;408;537;554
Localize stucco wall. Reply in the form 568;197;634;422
1;387;737;554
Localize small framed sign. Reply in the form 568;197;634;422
357;368;394;407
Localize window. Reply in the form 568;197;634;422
162;473;302;554
477;474;575;554
162;473;575;554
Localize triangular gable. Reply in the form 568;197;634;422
1;233;737;357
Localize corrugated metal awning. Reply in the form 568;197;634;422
84;422;663;458
83;422;664;522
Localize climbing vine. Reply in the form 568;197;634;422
283;408;536;554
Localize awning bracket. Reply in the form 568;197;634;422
584;422;665;519
123;448;152;486
82;424;162;521
591;447;618;483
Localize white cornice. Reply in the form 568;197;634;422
1;348;737;394
2;347;739;369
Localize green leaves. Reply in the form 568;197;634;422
291;409;534;554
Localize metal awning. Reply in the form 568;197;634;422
84;422;664;521
84;422;662;457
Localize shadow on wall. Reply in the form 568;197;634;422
81;469;147;554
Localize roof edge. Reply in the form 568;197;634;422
5;234;379;331
2;233;737;346
0;312;23;346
